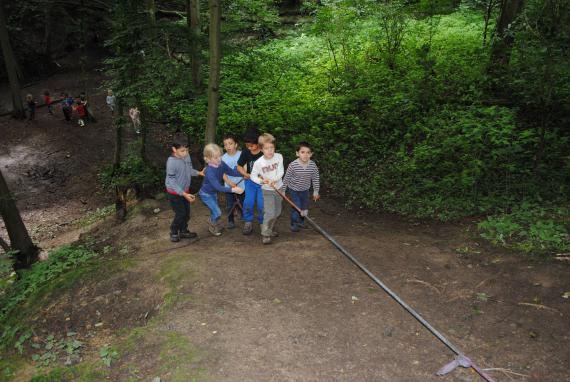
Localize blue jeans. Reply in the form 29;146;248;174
289;189;309;227
199;190;222;223
242;179;263;223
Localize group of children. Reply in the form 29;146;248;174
165;129;320;244
24;90;93;126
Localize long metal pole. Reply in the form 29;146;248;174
272;185;496;382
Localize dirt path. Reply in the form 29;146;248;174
0;65;121;244
69;198;567;382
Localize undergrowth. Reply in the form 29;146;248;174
0;246;98;349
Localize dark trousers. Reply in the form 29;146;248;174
225;192;244;223
63;106;72;121
289;189;309;227
168;194;190;234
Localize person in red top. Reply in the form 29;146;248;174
43;90;53;115
75;100;87;126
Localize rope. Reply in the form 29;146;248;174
270;184;497;382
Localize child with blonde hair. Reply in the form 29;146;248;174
250;133;284;244
199;143;244;236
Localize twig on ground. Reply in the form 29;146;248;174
484;367;529;379
405;278;441;294
518;302;562;315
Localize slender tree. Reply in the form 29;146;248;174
0;170;38;269
489;0;525;67
147;0;157;37
113;102;128;220
187;0;202;90
205;0;221;144
0;0;25;119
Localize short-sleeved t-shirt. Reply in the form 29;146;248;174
237;148;263;174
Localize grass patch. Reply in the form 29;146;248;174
0;246;99;349
159;332;205;382
74;205;114;228
156;254;197;312
28;362;108;382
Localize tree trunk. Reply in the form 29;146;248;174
139;103;148;164
0;0;25;119
147;0;157;37
80;0;88;93
205;0;221;144
113;103;127;220
489;0;524;68
187;0;202;91
0;169;38;269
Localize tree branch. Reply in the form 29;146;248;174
0;236;10;253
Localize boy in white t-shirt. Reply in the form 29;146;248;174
250;133;284;244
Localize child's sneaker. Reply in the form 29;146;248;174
242;222;253;235
227;221;236;229
179;230;198;239
170;233;180;242
208;221;222;237
262;236;271;245
290;224;300;232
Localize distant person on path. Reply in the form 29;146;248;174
199;143;244;237
106;89;116;115
25;94;36;123
43;90;53;115
283;141;320;232
250;133;284;244
80;92;96;123
222;133;244;229
61;92;73;122
75;99;87;127
165;135;199;243
129;107;141;134
237;128;264;235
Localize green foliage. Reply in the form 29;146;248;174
99;149;162;190
75;205;114;228
100;0;569;253
478;203;570;253
0;246;98;348
29;333;83;368
98;345;119;367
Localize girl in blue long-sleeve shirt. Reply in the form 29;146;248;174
199;143;244;236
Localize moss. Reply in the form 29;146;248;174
0;356;27;382
28;362;107;382
156;254;197;312
158;332;206;382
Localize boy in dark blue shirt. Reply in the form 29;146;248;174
199;143;244;236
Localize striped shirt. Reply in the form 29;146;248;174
283;159;320;195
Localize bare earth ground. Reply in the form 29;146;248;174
1;71;569;382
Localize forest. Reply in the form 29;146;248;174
0;0;569;381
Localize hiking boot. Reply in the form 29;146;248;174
262;236;271;245
290;224;300;232
227;221;236;229
170;233;180;242
242;222;253;235
179;230;198;239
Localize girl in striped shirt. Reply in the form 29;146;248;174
282;142;320;232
